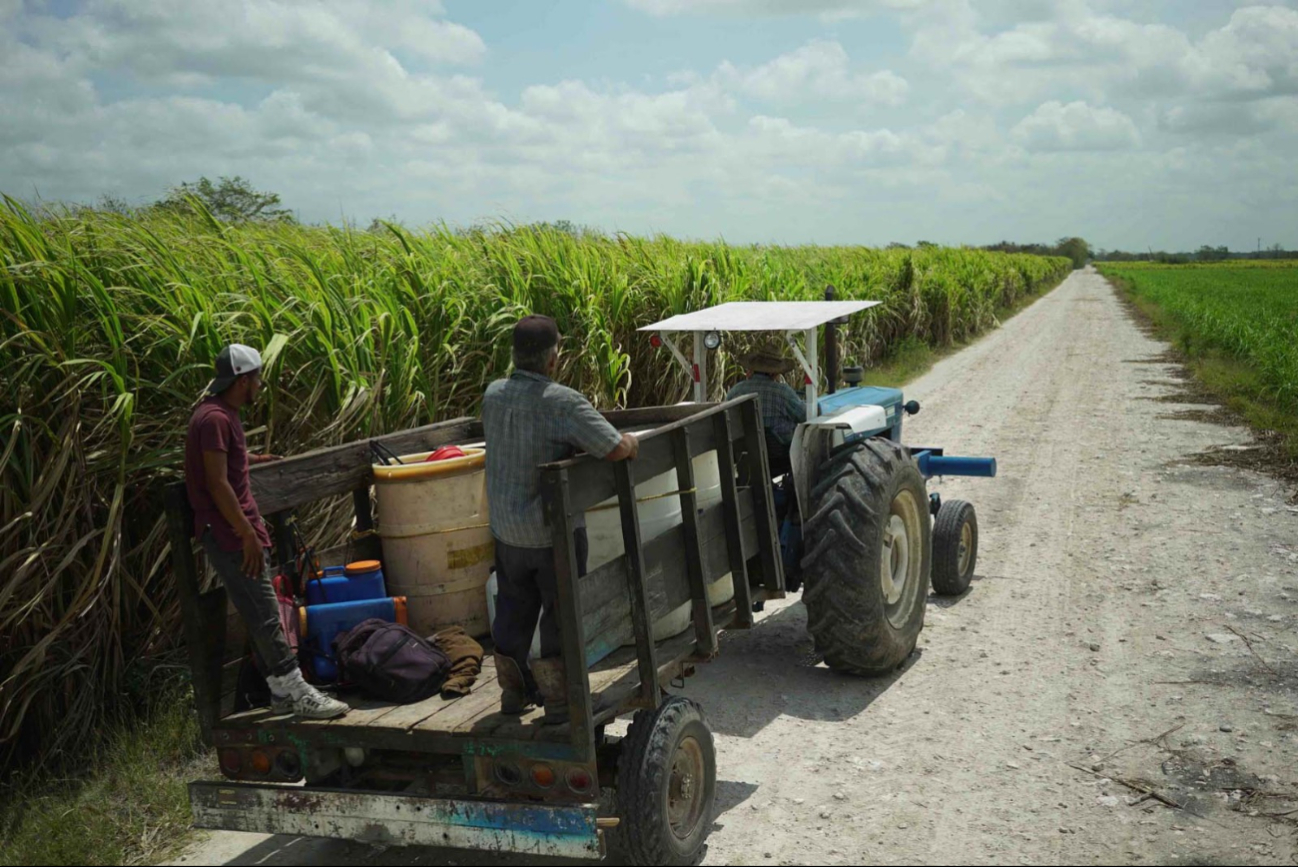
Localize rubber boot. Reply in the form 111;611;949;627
530;658;616;726
494;652;533;715
529;656;572;726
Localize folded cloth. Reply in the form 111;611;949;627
432;625;483;698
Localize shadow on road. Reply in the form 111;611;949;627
667;598;913;739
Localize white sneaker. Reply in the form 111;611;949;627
271;686;349;720
267;671;350;720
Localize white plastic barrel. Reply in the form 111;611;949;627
585;451;734;644
373;449;495;637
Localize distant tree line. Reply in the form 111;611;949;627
884;237;1090;269
978;237;1091;270
1093;243;1297;264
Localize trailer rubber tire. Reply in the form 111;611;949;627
615;696;716;866
931;499;978;596
801;438;930;675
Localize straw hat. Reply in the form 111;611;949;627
740;343;796;375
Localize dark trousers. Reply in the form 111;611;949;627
492;529;588;679
201;530;297;679
766;431;793;479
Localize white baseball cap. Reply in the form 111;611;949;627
205;344;263;397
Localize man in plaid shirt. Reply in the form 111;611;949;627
725;343;806;476
482;315;638;723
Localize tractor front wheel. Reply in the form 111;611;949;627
801;438;930;675
931;499;978;596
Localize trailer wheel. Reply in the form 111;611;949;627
801;438;930;675
615;696;715;866
931;499;978;596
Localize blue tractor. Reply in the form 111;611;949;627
641;295;997;675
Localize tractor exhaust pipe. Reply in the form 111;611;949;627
824;284;839;394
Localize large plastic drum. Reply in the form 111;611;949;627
373;449;495;638
585;450;734;645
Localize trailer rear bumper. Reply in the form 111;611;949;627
189;782;604;860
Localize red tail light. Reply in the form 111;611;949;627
566;768;593;793
219;749;242;776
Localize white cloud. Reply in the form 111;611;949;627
743;115;923;166
1;0;1296;250
1012;100;1139;151
1186;6;1298;98
716;40;909;105
925;108;1004;154
910;1;1298;107
45;0;483;74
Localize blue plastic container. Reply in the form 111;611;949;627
301;595;406;683
304;562;386;606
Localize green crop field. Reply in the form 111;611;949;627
0;198;1069;775
1096;261;1298;431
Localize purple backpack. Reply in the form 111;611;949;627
333;618;451;703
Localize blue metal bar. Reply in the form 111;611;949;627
914;451;997;479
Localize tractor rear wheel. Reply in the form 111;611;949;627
801;438;930;675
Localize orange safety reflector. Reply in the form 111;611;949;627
250;749;272;775
531;764;556;788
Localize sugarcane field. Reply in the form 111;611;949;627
2;3;1297;866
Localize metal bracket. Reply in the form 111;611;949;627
784;329;819;422
659;332;695;391
784;330;813;386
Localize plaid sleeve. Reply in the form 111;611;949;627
781;384;806;421
565;394;624;458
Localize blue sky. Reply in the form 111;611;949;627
3;0;1296;251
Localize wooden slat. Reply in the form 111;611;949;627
553;399;751;515
600;404;718;429
613;460;659;709
738;397;785;596
543;466;597;758
243;406;706;517
672;427;717;658
579;494;756;664
247;417;479;514
223;623;731;745
331;657;508;733
714;409;754;628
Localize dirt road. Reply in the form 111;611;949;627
174;268;1298;866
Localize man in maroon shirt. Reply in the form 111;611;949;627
185;344;347;720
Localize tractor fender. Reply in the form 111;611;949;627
789;404;889;520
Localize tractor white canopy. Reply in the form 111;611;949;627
639;300;880;418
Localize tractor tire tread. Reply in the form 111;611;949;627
801;438;930;676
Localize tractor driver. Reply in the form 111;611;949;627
482;315;639;723
725;343;806;478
